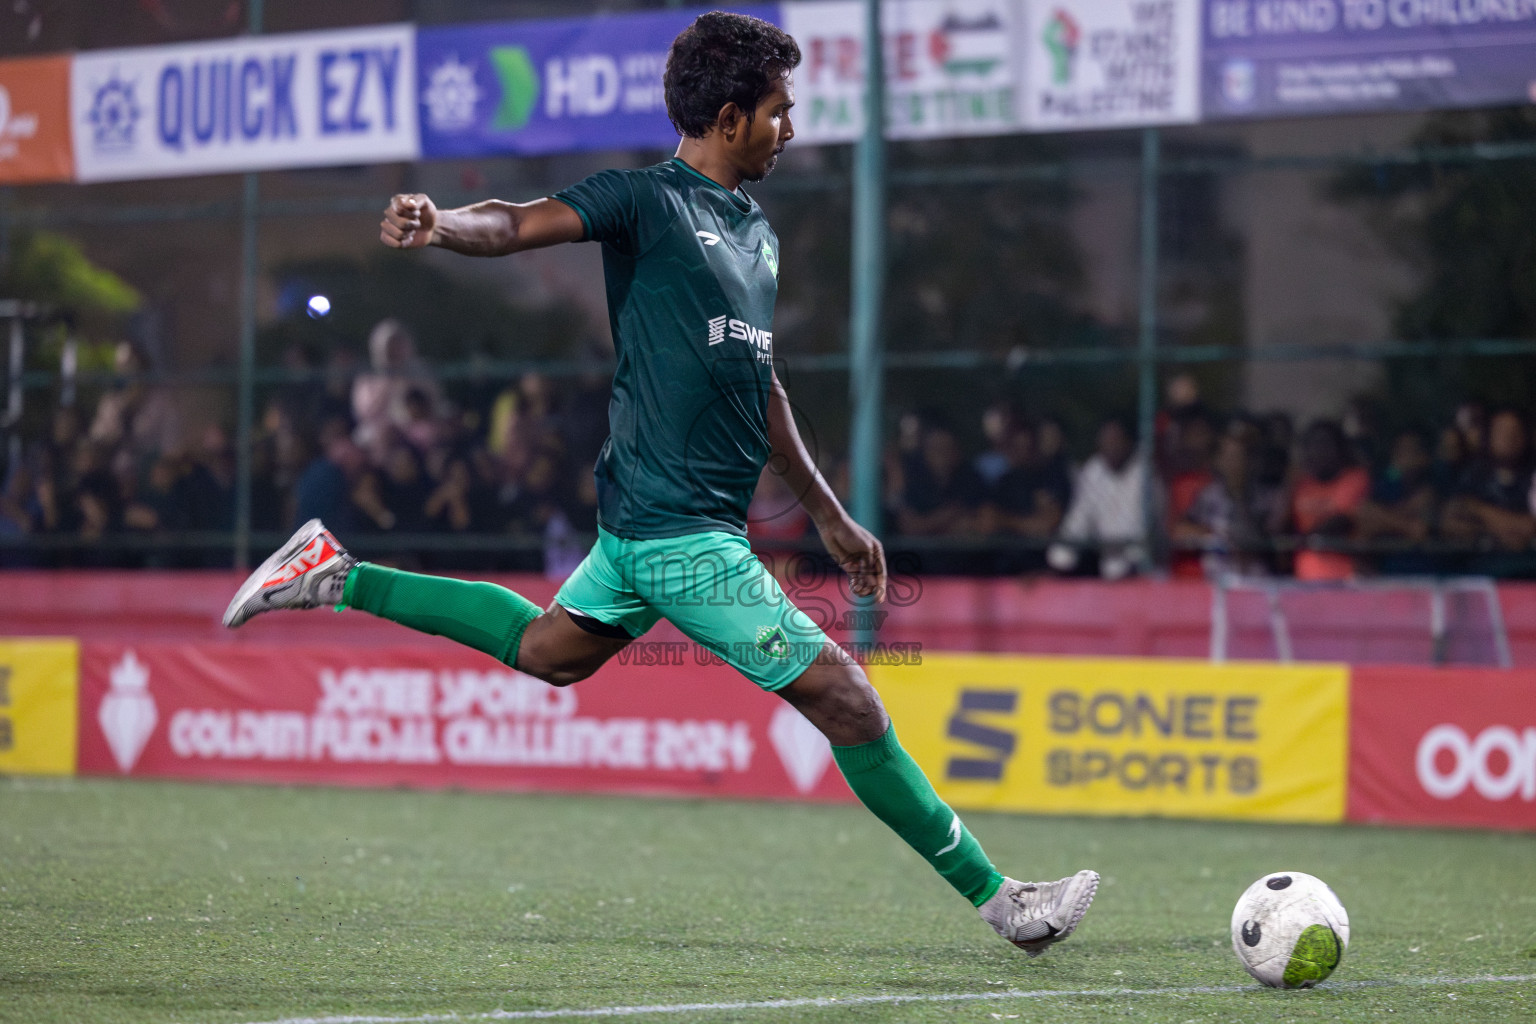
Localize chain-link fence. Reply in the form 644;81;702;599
3;5;1535;580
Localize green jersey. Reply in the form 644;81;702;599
553;158;780;540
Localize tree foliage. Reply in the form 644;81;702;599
1332;107;1536;419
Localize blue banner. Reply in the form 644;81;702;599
417;5;780;159
1203;0;1536;119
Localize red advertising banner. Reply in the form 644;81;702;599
77;642;854;804
0;54;73;184
1349;666;1536;831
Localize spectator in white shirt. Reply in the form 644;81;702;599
1048;417;1159;580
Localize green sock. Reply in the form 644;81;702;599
342;563;542;667
833;724;1004;906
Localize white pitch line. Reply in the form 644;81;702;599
225;974;1536;1024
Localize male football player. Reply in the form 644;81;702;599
225;11;1097;956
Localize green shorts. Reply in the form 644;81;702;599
554;527;829;692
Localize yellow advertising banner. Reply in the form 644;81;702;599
871;654;1347;824
0;639;80;776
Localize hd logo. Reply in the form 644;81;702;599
705;315;773;364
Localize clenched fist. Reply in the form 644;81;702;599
380;193;439;249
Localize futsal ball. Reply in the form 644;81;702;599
1230;871;1349;988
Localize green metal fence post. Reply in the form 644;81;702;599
1137;126;1161;574
848;0;887;650
234;0;264;570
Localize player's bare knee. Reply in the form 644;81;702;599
790;651;888;744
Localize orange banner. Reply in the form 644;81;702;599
0;54;74;184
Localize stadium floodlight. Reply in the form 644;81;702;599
306;294;331;318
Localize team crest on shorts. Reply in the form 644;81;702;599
755;625;790;659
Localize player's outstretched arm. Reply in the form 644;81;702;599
380;194;585;257
768;373;886;602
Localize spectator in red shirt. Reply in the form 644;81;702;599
1289;420;1369;581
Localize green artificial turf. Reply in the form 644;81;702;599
1;776;1532;1024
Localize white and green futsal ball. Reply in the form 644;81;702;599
1230;871;1350;988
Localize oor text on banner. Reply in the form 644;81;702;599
872;653;1348;823
70;24;418;182
0;638;79;776
1348;665;1536;831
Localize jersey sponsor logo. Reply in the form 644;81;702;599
706;315;728;346
705;315;773;363
728;318;773;359
696;230;720;246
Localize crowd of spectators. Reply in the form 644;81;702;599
885;374;1536;580
3;331;1535;580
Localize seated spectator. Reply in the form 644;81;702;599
895;421;985;574
1257;411;1294;492
498;445;567;573
1162;409;1217;579
1343;396;1385;473
424;445;477;535
1432;423;1470;497
545;469;600;581
0;462;38;567
193;424;236;532
1356;429;1440;575
1155;372;1206;454
352;319;442;451
975;420;1064;573
973;401;1021;487
1035;415;1074;507
293;417;365;532
375;441;433;535
121;449;223;567
1441;408;1536;576
1288;420;1369;581
1174;431;1279;579
1048;417;1153;580
88;341;181;461
400;387;445;453
1455;400;1489;458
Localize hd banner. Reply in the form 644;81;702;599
70;24;418;182
75;642;855;803
0;638;79;776
416;6;777;159
1202;0;1536;119
1348;665;1536;831
872;654;1348;823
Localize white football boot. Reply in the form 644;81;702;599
222;519;357;628
979;870;1100;957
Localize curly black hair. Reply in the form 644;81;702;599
664;11;801;139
